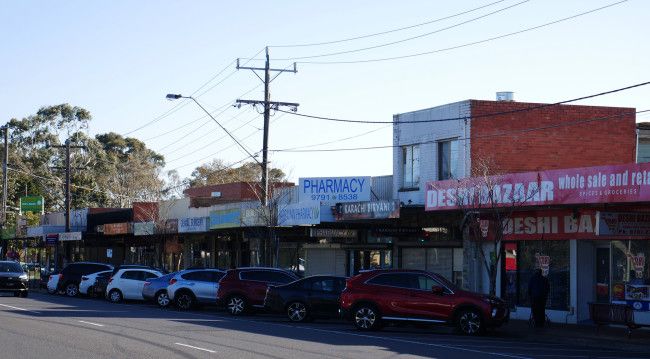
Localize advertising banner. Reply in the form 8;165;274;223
58;232;82;241
299;176;371;204
241;207;269;227
483;209;598;241
133;222;155;236
334;200;400;221
426;162;650;211
45;233;59;246
596;212;650;236
104;222;130;235
20;195;44;214
209;209;241;229
178;217;209;233
278;203;321;226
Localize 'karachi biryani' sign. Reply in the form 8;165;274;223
426;163;650;211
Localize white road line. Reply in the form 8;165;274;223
0;303;29;311
78;320;104;327
174;342;216;353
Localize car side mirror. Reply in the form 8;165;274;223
432;285;445;295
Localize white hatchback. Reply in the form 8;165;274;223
106;268;162;303
79;270;112;296
47;273;60;294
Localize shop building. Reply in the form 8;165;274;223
394;93;640;323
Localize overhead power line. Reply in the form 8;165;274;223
276;80;650;124
273;0;530;61
122;47;265;136
271;109;649;153
296;0;627;64
270;0;508;48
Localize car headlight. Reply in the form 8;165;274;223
19;274;28;281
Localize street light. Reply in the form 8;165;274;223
165;94;261;166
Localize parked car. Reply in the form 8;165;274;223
339;269;509;335
79;270;113;297
142;272;176;308
264;275;346;322
216;267;299;315
167;269;226;310
56;262;114;297
106;268;163;303
0;261;29;297
111;264;162;276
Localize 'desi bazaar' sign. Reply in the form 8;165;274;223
426;163;650;211
487;209;598;241
299;176;371;204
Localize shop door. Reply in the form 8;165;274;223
596;247;610;303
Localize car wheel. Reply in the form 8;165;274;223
353;305;381;331
457;309;483;335
175;291;195;310
286;302;309;322
227;295;246;316
108;289;123;303
156;291;171;308
65;283;79;297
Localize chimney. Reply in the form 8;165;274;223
496;91;514;102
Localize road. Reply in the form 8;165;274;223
0;292;648;359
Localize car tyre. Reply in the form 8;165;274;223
156;290;171;308
457;309;484;335
108;289;123;303
65;283;79;297
353;304;381;331
175;291;195;310
286;301;309;322
227;295;247;316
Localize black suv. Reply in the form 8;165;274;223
0;261;28;297
58;262;113;297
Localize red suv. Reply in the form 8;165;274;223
216;267;299;315
340;269;509;335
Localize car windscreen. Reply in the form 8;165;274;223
0;262;24;273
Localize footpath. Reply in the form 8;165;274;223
497;319;650;352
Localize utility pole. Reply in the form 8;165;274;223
1;125;8;229
236;47;298;266
52;139;86;268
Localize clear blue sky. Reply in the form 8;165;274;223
2;0;648;183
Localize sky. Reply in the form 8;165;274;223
1;0;649;184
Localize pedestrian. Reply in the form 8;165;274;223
528;268;550;328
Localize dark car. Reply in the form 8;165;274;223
142;272;176;308
339;269;509;335
57;262;113;297
264;275;346;322
216;267;299;315
0;261;29;297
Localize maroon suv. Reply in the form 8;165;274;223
216;267;298;315
340;269;509;335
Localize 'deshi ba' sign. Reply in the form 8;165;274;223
425;163;650;211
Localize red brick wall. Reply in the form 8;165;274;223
132;202;159;222
469;100;636;175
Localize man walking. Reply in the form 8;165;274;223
528;268;550;328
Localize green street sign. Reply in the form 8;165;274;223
20;195;44;214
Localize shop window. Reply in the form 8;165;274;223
612;241;650;306
402;145;420;189
504;241;570;310
438;139;459;180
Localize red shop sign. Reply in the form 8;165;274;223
484;209;599;241
426;162;650;211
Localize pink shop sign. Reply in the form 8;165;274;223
425;162;650;211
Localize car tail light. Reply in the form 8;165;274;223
144;281;151;287
58;274;63;280
169;278;177;285
81;276;89;281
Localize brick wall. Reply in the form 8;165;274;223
469;100;636;175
